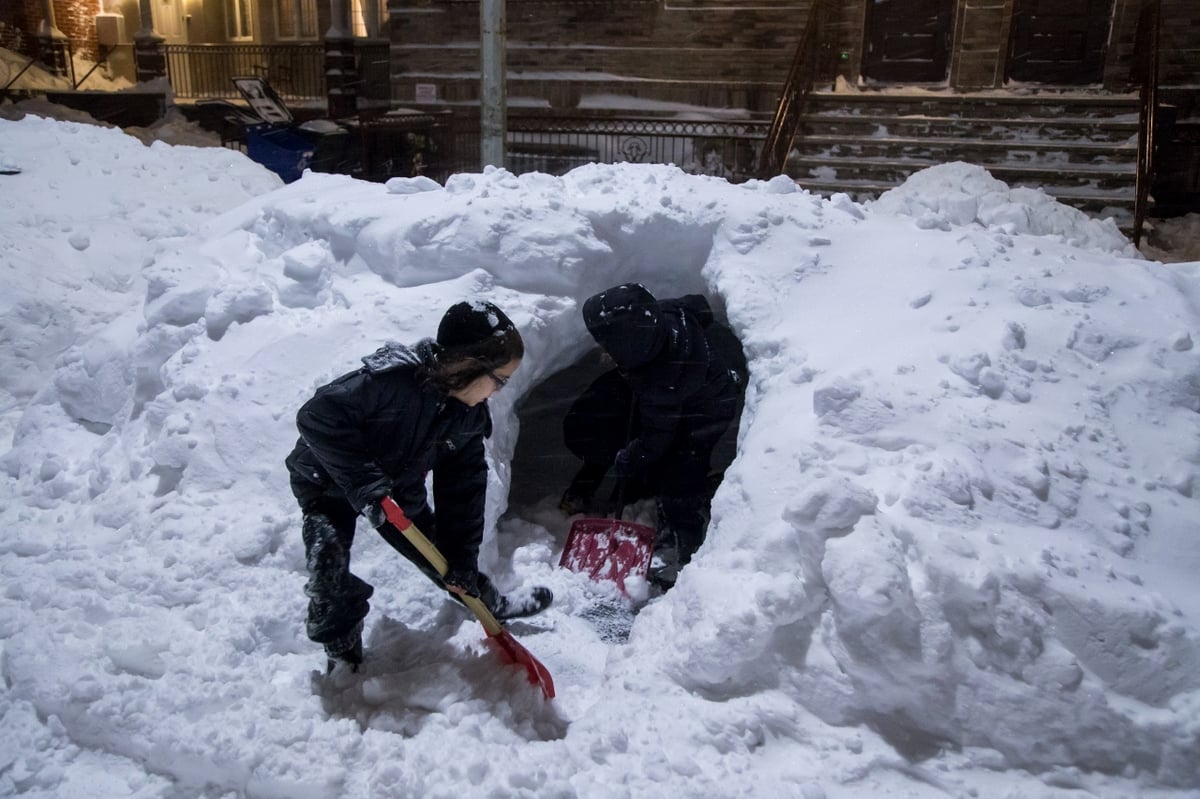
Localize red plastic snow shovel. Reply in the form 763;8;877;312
559;509;656;596
559;402;657;595
380;497;555;700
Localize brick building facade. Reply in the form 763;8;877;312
388;0;1197;114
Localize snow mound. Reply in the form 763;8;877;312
2;116;1199;797
872;162;1138;256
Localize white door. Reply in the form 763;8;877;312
151;0;188;43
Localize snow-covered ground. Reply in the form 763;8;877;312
1;112;1199;798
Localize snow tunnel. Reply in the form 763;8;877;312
502;290;747;595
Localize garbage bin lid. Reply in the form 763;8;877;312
299;119;344;134
232;76;292;124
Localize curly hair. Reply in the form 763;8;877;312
422;326;524;393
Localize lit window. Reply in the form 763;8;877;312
227;0;253;39
350;0;388;38
277;0;318;39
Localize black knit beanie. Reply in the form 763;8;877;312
437;300;516;353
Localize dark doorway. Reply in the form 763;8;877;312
1007;0;1113;84
862;0;955;83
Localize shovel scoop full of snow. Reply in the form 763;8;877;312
380;498;555;700
559;517;656;596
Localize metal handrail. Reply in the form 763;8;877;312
756;0;835;179
1132;0;1161;247
2;53;42;91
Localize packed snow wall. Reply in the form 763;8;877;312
3;154;1198;789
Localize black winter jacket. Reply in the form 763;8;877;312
583;285;738;475
285;341;492;572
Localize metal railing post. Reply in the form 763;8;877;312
1132;0;1161;248
756;0;831;179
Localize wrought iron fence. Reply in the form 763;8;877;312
165;42;390;103
1132;0;1162;247
318;111;770;186
165;44;325;100
446;114;769;182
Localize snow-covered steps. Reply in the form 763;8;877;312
785;91;1141;223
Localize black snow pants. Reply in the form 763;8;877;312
295;488;503;646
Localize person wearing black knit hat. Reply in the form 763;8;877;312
285;300;552;671
568;283;742;589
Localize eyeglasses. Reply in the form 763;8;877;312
487;370;509;390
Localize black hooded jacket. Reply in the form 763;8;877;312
285;340;492;572
583;284;738;475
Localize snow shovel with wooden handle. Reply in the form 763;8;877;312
380;497;555;700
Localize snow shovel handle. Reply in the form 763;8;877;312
613;397;638;521
379;497;557;700
379;497;503;637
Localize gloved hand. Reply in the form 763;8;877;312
558;489;589;516
612;445;638;480
361;497;390;529
442;563;481;597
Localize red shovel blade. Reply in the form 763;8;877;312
380;497;555;700
486;631;556;699
559;517;656;595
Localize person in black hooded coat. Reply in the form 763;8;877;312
573;283;740;585
285;300;550;669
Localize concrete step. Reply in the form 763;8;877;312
796;114;1139;144
787;156;1134;191
780;92;1141;223
794;176;1136;213
793;134;1137;166
804;92;1140;120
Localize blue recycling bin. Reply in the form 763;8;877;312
245;123;317;183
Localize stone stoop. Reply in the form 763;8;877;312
785;92;1141;224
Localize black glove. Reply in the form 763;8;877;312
612;446;638;479
442;563;480;597
361;497;390;529
558;489;589;516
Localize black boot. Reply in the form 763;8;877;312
648;551;679;590
324;621;364;673
493;586;554;620
650;494;710;590
472;573;554;620
306;574;373;643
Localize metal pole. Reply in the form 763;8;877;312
480;0;506;169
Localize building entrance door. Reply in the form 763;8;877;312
1007;0;1113;84
862;0;955;83
151;0;188;43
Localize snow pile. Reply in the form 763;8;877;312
2;114;1199;797
0;116;281;449
871;161;1139;256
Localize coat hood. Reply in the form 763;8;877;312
582;283;667;369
